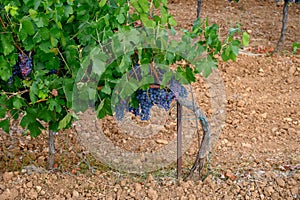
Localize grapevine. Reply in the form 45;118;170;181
0;0;248;171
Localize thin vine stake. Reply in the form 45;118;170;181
47;130;56;170
274;0;289;53
196;0;203;18
175;96;211;180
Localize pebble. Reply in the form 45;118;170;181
155;139;168;145
72;190;80;198
275;178;285;187
28;188;38;199
147;187;158;200
2;172;14;182
134;183;142;192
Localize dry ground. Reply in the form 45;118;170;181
0;0;299;199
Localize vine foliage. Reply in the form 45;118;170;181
0;0;248;137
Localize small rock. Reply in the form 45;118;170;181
264;186;274;196
276;178;285;187
120;180;126;187
287;77;294;83
36;186;42;193
147;174;154;183
283;117;293;122
3;172;14;182
242;143;252;148
293;173;300;181
0;188;19;200
28;188;38;199
155;139;168;145
261;113;267;118
134;183;142;192
26;181;33;188
289;66;296;74
147;188;158;200
72;190;80;198
225;170;237;181
188;194;196;200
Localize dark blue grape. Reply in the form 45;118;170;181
8;51;33;85
46;69;58;76
18;52;33;78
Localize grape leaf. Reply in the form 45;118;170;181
28;120;44;138
99;0;107;7
58;112;72;130
0;35;14;56
242;32;250;47
0;106;7;118
0;119;9;134
22;19;35;36
0;56;11;81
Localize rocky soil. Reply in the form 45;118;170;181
1;0;299;199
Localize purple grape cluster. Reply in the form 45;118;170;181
114;64;188;121
18;52;33;78
8;52;33;84
129;87;176;121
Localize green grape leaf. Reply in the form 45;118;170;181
0;106;6;118
101;83;111;95
38;109;54;123
185;66;196;83
0;56;11;81
58;112;72;130
120;78;139;99
22;19;35;36
161;70;173;86
242;32;250;47
0;35;14;56
63;78;74;108
92;54;107;76
196;57;217;78
13;97;25;109
99;0;107;7
0;119;10;134
28;120;44;138
117;13;125;24
20;110;36;128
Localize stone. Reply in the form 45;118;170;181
36;186;42;193
28;188;38;199
275;178;285;187
225;170;237;181
26;181;33;188
147;188;158;200
134;183;142;192
155;139;168;145
72;190;80;198
3;172;14;182
242;143;252;148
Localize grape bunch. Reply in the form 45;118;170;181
116;87;177;121
8;51;33;85
114;64;188;121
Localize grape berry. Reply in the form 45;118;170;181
8;52;33;84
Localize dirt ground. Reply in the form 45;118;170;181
0;0;299;199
